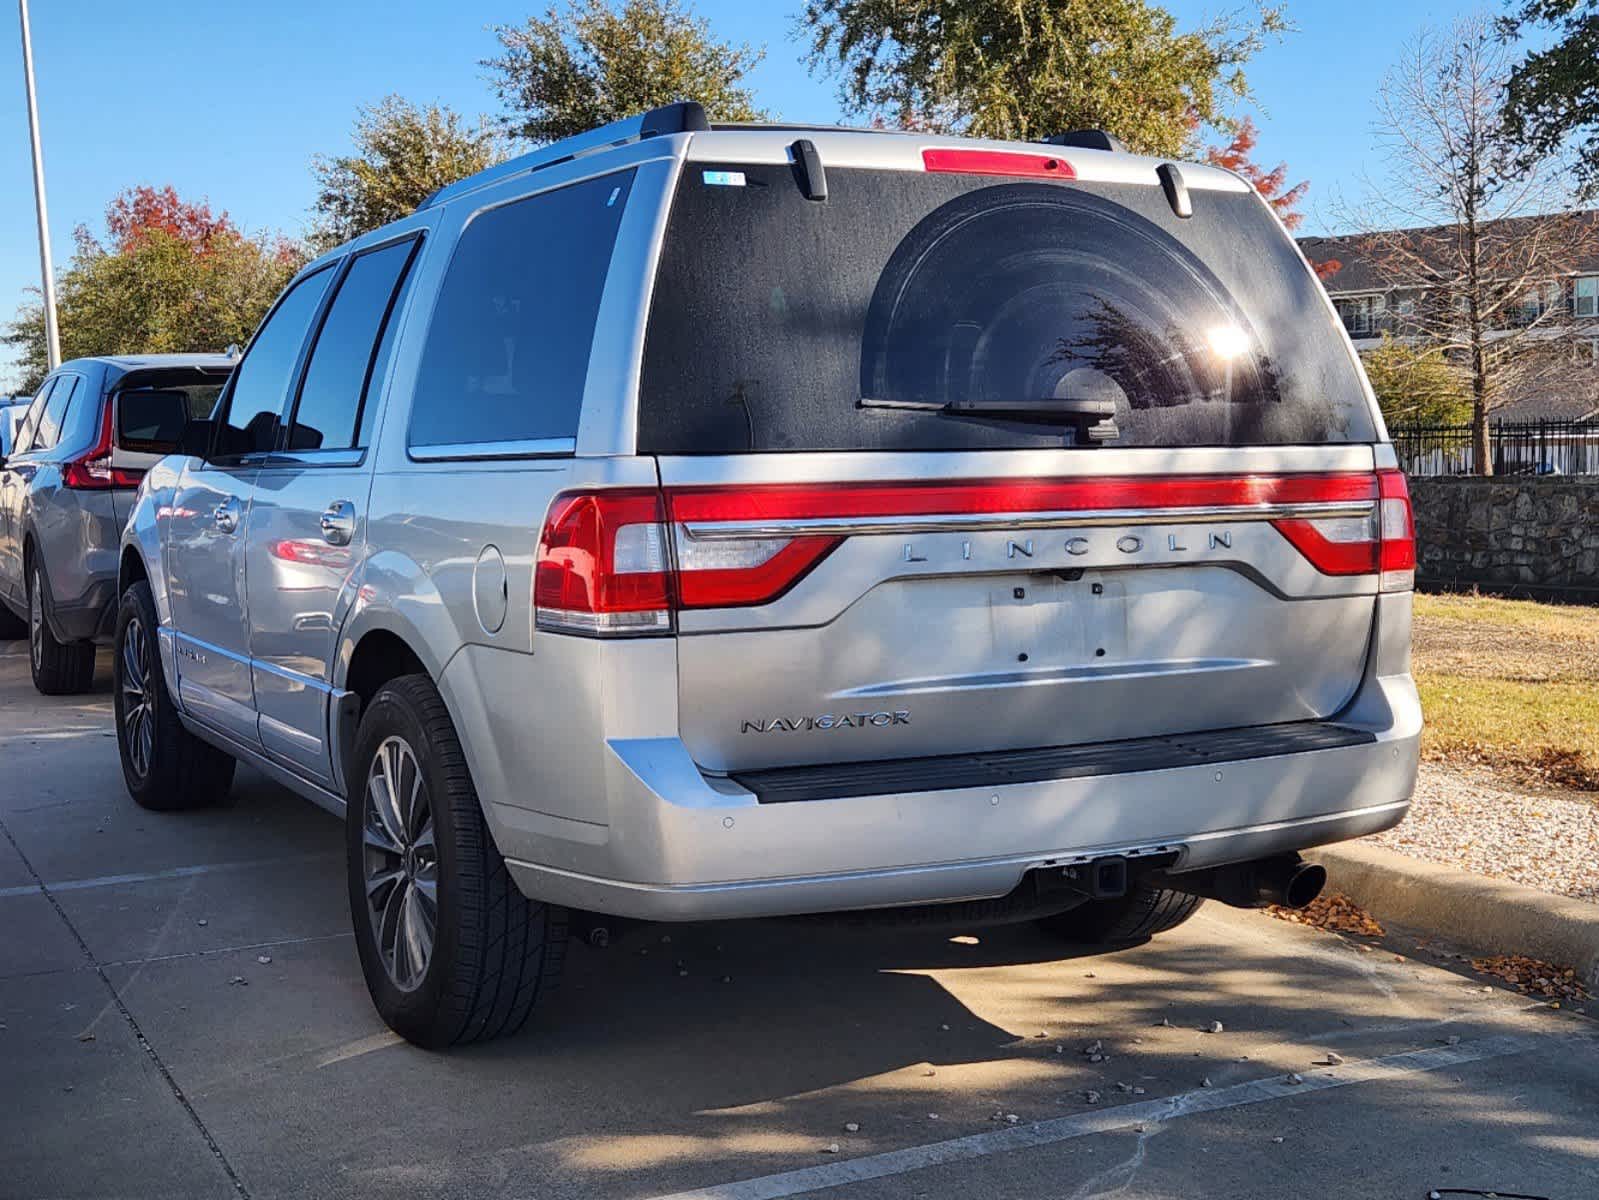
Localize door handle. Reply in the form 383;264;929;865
213;497;241;534
319;500;356;547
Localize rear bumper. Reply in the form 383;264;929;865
49;582;118;643
493;670;1421;922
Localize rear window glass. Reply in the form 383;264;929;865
639;165;1376;453
408;169;634;449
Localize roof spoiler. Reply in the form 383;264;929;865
416;101;709;213
1042;129;1128;153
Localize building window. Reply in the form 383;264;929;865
1575;275;1599;319
1517;281;1561;325
1336;294;1382;335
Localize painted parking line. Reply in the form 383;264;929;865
0;851;339;900
640;1032;1595;1200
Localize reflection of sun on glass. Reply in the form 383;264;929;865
1206;324;1251;360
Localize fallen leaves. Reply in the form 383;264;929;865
1469;955;1592;1003
1266;892;1385;938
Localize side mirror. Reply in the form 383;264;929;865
117;389;195;456
178;418;217;460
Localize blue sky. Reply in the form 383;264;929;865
0;1;1486;387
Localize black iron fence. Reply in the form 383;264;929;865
1391;418;1599;476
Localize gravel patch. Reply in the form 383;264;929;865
1372;763;1599;905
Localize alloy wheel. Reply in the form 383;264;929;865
119;616;154;780
362;736;437;991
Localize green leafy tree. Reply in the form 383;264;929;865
1502;1;1599;198
2;188;304;394
1361;336;1472;428
486;0;766;144
799;0;1289;154
313;96;506;245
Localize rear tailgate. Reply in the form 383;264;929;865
657;450;1381;773
637;144;1391;776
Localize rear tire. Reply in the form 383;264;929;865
114;580;236;810
346;674;567;1048
1034;883;1204;945
29;562;95;695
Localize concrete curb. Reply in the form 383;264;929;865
1315;841;1599;993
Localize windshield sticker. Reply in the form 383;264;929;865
702;170;747;188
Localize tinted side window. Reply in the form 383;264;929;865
408;170;633;449
358;250;422;449
13;380;53;453
289;239;418;452
33;376;80;452
217;267;334;457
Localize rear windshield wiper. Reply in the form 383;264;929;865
858;395;1120;442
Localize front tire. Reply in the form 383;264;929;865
1035;883;1204;945
346;674;567;1048
114;580;236;809
29;562;95;695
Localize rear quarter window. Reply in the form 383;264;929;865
407;169;634;450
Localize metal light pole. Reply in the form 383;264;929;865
19;0;60;370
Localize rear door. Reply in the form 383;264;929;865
246;234;421;784
0;382;52;604
167;266;335;743
639;150;1387;774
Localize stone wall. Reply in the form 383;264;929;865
1410;476;1599;598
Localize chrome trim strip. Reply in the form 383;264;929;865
408;437;575;462
680;501;1376;541
258;448;366;469
167;627;344;696
250;655;338;694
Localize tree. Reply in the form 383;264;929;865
2;188;304;394
486;0;765;144
799;0;1289;155
1204;117;1308;228
1360;336;1472;427
1501;1;1599;198
313;96;505;245
1340;15;1599;474
106;185;232;252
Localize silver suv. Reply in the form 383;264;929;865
115;105;1421;1048
0;355;232;693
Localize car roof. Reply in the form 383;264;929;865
60;353;236;372
298;102;1255;287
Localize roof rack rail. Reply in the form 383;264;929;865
1041;129;1128;153
415;101;709;213
709;121;897;135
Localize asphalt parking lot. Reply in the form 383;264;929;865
2;643;1597;1200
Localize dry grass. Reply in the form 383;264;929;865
1413;592;1599;790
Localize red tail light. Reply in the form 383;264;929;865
922;148;1076;180
1270;468;1413;591
534;491;674;635
1377;468;1416;592
62;401;145;491
536;472;1414;637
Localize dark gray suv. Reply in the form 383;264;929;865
0;355;232;692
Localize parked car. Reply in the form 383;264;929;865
0;355;234;692
0;399;30;458
115;105;1421;1048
